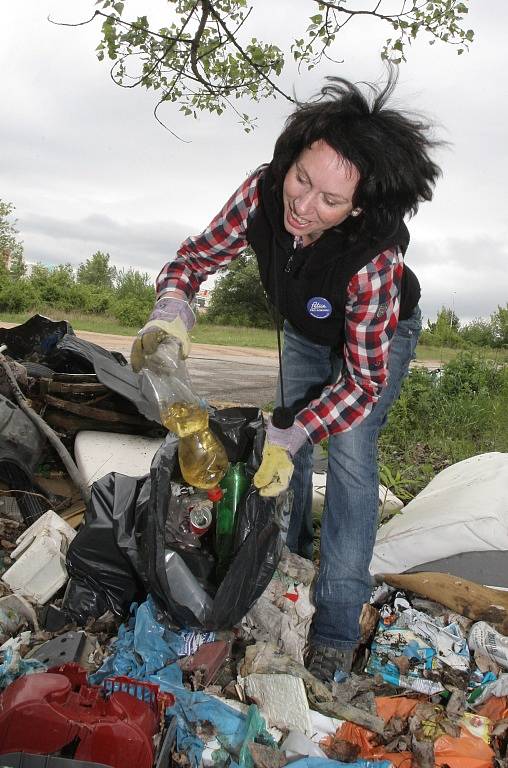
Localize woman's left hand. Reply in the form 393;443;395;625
253;420;308;496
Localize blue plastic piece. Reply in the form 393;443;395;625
89;597;278;768
0;648;46;690
89;597;184;684
289;760;392;768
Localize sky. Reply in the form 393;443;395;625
1;1;507;323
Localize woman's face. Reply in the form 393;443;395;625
282;140;361;242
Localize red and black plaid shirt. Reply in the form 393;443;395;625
157;167;403;444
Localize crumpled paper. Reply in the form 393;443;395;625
241;548;315;663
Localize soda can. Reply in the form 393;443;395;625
189;503;212;536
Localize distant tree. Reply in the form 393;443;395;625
115;267;155;302
460;317;495;348
0;200;25;273
9;252;26;280
112;267;155;326
420;305;463;348
490;304;508;349
206;250;274;328
77;250;117;288
27;263;77;309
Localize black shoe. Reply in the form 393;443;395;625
304;643;354;683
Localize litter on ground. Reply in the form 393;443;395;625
0;315;507;768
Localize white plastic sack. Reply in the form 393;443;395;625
370;452;508;576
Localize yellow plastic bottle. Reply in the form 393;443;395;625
142;340;229;489
161;402;228;489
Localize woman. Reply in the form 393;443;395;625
132;72;441;683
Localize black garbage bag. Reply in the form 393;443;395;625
63;468;154;624
0;315;73;363
63;408;293;629
0;315;127;374
209;406;262;463
49;334;128;373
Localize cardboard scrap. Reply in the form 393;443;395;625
244;673;312;735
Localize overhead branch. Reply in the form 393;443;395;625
207;3;294;103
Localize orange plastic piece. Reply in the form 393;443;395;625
477;695;508;723
328;695;495;768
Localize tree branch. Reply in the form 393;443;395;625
207;3;294;103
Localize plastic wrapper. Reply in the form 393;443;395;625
64;409;292;629
336;696;495;768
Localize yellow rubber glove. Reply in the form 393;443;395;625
253;442;294;497
131;316;191;372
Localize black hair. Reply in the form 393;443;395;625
271;68;442;240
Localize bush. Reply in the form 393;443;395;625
378;352;508;498
0;278;37;313
112;296;152;328
79;286;113;315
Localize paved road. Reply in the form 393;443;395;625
0;323;280;408
73;330;280;407
74;330;441;408
1;323;440;409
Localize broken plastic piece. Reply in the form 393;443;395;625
2;511;76;605
180;639;232;686
0;668;158;768
0;753;112;767
0;595;38;644
28;631;87;669
281;731;327;760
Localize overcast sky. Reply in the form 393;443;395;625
2;1;507;323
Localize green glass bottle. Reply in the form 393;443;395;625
215;461;249;580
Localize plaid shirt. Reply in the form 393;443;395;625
157;167;404;444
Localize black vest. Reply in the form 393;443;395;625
246;164;420;348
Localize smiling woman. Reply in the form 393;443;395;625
282;141;361;244
131;68;442;683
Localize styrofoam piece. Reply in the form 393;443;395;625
244;673;313;735
11;510;76;560
378;484;404;513
74;430;164;486
371;452;508;576
2;532;69;605
313;472;403;514
309;708;343;740
282;730;328;759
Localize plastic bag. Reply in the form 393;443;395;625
64;409;292;629
336;696;495;768
63;469;152;623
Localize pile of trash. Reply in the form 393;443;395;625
0;315;507;768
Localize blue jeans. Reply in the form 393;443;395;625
276;307;422;650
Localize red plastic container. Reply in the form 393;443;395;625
0;668;159;768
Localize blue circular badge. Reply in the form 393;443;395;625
307;296;332;319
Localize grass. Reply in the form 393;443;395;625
1;310;507;362
378;353;508;501
0;310;140;337
415;344;508;364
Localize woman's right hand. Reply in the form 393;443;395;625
131;296;194;372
